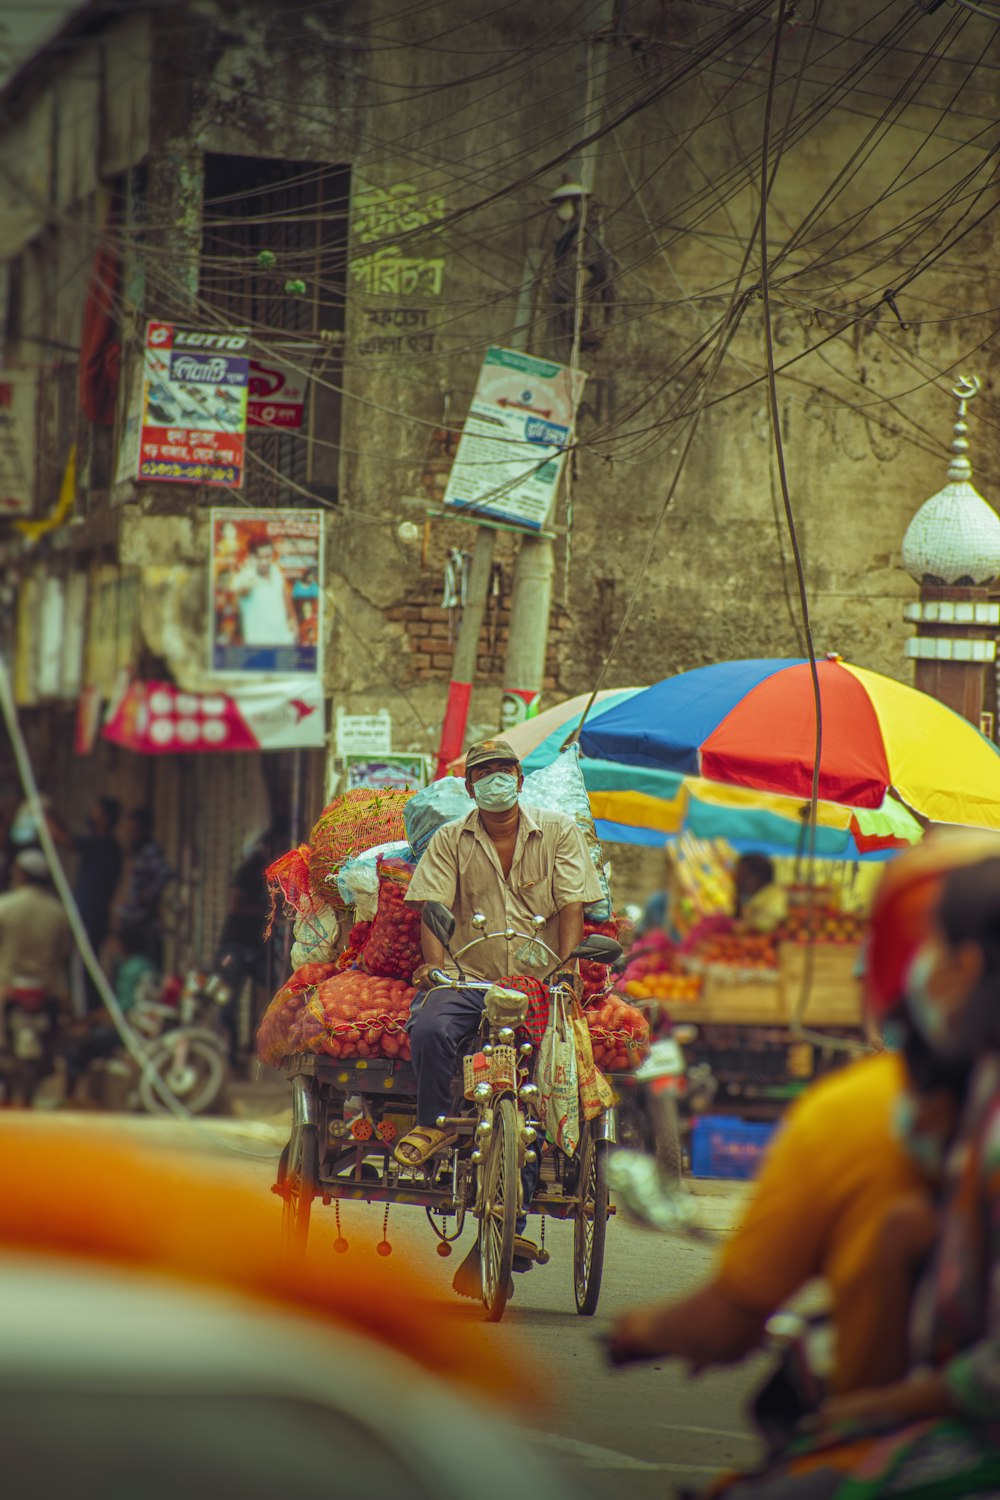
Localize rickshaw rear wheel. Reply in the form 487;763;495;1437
278;1123;319;1255
479;1096;518;1322
574;1123;609;1316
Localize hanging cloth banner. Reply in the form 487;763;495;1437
103;677;325;754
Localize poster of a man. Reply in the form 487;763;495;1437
210;509;323;675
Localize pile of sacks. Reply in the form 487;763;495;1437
257;751;649;1072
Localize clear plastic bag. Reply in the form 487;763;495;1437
522;745;612;920
404;777;474;859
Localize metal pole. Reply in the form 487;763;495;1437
433;249;543;775
501;4;612;729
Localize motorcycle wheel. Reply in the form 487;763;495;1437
137;1031;227;1116
647;1089;684;1187
574;1123;609;1316
478;1096;518;1323
277;1124;319;1255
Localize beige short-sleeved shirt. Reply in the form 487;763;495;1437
405;803;604;981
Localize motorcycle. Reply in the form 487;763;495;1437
0;981;58;1106
613;987;717;1184
84;968;231;1116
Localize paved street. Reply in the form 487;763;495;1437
25;1108;766;1498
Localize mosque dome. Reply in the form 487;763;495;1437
902;376;1000;587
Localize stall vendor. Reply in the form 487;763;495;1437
733;853;788;935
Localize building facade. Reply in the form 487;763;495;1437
0;0;998;952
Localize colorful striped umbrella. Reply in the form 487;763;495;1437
579;656;1000;835
449;679;922;857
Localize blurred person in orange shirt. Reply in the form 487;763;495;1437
610;832;1000;1397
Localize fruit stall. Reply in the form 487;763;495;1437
622;836;869;1118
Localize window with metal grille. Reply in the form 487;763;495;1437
200;155;349;510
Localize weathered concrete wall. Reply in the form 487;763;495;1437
4;0;998;796
326;0;1000;765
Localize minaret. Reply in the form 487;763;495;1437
902;376;1000;734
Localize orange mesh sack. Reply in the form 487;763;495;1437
358;855;423;982
256;962;341;1064
308;790;414;906
257;967;415;1065
585;993;650;1074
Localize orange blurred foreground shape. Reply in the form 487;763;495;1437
865;829;1000;1017
0;1121;532;1411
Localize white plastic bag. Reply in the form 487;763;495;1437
536;988;580;1157
335;839;410;920
290;905;343;970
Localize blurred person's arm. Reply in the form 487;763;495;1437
610;1281;767;1370
612;1092;833;1370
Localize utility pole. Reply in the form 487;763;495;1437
433;250;543;775
501;2;613;730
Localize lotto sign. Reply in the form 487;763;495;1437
138;323;249;487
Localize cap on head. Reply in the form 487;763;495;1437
866;831;1000;1017
464;738;521;773
14;849;50;883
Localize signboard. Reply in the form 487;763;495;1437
443;346;586;531
247;356;307;429
335;708;392;756
138;323;249;487
35;575;66;699
0;371;37;516
345;754;426;792
60;573;88;701
103;677;326;754
210;508;323;676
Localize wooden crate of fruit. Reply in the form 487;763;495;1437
778;942;863;1027
693;973;785;1024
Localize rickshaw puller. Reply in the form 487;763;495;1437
397;738;604;1261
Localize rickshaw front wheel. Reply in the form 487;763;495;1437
478;1096;518;1323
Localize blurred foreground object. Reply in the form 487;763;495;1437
865;829;1000;1017
0;1122;561;1500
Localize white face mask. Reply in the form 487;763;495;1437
473;771;520;812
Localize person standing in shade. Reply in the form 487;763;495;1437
116;808;175;966
73;796;122;1012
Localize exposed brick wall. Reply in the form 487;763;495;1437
385;589;570;689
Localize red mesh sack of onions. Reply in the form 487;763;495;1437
357;855;422;981
579;917;622;1004
256;961;342;1065
585;992;650;1073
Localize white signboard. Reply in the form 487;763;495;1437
443;346;586;532
0;371;37;517
335;708;392;756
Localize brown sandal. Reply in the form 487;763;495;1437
393;1126;458;1167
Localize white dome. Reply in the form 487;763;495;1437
902;479;1000;586
902;375;1000;586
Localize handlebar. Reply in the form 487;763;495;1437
451;926;562;967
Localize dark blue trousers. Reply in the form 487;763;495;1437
408;985;540;1233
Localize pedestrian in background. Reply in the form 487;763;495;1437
116;808;174;966
0;849;73;1032
73;795;122;1012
